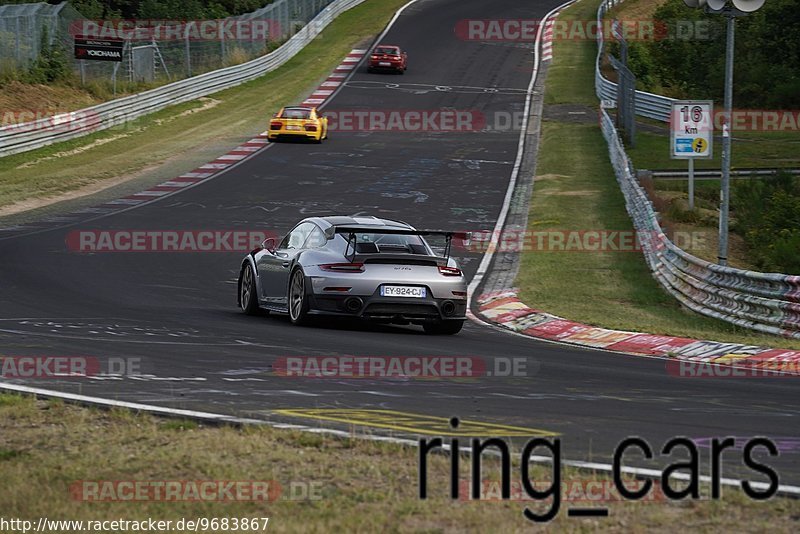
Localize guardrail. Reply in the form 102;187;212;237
595;0;800;337
0;0;365;158
650;168;800;179
595;0;674;122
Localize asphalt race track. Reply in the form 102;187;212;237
1;0;799;490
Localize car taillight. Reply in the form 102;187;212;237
304;124;317;132
371;55;379;59
320;263;365;273
270;121;282;130
438;266;462;276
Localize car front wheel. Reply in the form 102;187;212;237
239;264;260;315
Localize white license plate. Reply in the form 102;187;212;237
286;125;301;131
379;62;391;66
381;285;426;298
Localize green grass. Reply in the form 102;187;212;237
516;0;799;349
2;393;798;532
627;129;800;171
0;0;411;214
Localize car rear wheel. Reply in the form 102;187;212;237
423;320;463;335
288;268;309;324
239;264;260;315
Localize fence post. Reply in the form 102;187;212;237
220;25;226;65
15;17;21;62
185;29;191;77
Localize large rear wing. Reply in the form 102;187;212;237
324;225;471;261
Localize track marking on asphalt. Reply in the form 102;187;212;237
343;81;530;95
273;409;558;436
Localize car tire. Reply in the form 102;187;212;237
288;268;310;325
239;264;261;316
423;320;463;335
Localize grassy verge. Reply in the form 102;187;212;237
2;393;798;531
627;129;800;171
516;0;799;349
606;0;800;271
0;0;409;214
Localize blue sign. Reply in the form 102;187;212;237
675;139;693;153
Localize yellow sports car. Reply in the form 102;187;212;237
268;106;329;143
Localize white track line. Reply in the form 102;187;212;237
467;1;575;301
1;381;797;496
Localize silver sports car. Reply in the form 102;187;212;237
237;216;469;334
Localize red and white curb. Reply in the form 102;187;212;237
1;50;365;239
100;136;270;208
303;49;366;107
476;289;800;372
101;49;370;208
541;19;556;62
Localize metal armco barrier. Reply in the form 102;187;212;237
599;101;800;338
596;0;674;122
595;0;800;338
0;0;365;158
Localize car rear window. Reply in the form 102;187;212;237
351;232;426;254
281;108;311;119
375;47;399;55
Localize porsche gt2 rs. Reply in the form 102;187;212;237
237;216;469;334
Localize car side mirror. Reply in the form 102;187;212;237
262;237;276;254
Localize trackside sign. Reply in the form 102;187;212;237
74;37;124;62
670;100;713;159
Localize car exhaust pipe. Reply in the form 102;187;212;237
344;297;363;313
441;300;456;317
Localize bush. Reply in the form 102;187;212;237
625;0;800;109
732;173;800;274
25;26;72;84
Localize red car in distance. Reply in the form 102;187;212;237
367;45;407;74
